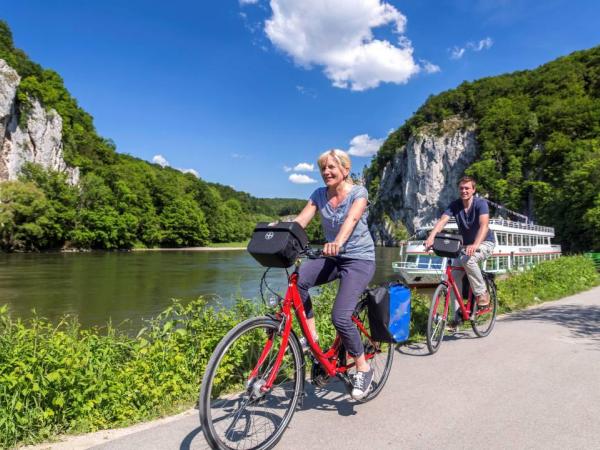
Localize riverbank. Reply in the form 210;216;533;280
132;246;246;251
2;256;598;448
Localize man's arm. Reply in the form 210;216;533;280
424;214;451;250
465;213;490;256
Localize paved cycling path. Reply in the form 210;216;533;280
33;286;600;450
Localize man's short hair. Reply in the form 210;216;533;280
458;176;476;188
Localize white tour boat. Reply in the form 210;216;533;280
392;217;562;286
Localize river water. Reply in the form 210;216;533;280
1;247;403;331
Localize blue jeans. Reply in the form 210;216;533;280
297;257;376;356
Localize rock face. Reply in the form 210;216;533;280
0;59;79;184
369;119;478;245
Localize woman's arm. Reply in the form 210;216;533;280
294;200;317;229
323;197;368;256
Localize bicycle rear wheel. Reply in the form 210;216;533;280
427;284;449;354
350;301;394;403
471;277;498;337
199;316;304;450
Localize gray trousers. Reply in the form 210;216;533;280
297;257;376;356
456;240;495;296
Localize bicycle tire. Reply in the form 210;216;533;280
199;316;304;450
351;300;394;403
427;284;449;354
471;277;498;337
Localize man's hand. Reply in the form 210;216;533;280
323;242;341;256
424;237;434;250
465;244;477;256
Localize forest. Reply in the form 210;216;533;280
366;45;600;252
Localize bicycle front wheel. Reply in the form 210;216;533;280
199;316;304;450
427;284;449;354
351;301;394;403
471;277;498;337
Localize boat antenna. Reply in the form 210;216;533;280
479;194;530;223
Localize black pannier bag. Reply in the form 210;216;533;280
247;222;309;268
432;232;463;258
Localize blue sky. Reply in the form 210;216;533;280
2;0;599;198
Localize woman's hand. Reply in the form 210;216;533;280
322;242;341;256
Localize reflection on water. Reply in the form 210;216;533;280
0;247;403;330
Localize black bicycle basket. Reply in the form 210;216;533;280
247;222;308;268
432;233;463;258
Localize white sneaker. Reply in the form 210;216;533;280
351;368;374;400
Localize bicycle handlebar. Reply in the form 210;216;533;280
303;247;346;259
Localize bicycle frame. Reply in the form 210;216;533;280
438;264;492;321
439;265;474;321
255;265;375;392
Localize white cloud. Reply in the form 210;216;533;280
283;165;293;172
289;173;318;184
152;154;169;168
231;153;249;159
469;37;493;52
296;85;317;98
347;134;384;157
450;37;493;60
293;162;314;172
179;168;199;177
450;46;466;60
239;0;259;5
421;60;441;74
264;0;427;91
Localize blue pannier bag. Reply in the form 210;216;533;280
366;282;411;343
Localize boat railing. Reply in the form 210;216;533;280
445;217;555;233
406;240;426;246
392;261;445;270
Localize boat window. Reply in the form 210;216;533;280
497;233;507;245
430;256;443;269
498;256;508;270
418;256;429;269
508;234;514;246
406;255;417;263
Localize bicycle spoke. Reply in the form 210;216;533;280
200;318;302;450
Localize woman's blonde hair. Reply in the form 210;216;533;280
317;149;352;183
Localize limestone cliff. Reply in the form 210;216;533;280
0;59;79;184
369;118;478;245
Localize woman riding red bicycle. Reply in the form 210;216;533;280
294;148;376;400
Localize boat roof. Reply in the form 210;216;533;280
418;217;555;236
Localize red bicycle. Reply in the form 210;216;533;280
198;249;394;450
426;250;498;354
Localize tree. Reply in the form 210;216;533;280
0;181;54;251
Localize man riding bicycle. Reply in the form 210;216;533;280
424;176;495;316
